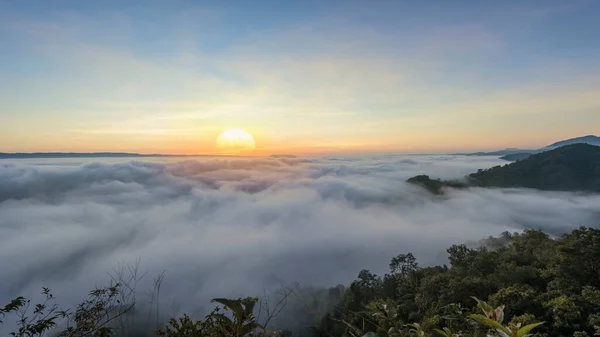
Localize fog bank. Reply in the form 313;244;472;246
1;154;599;327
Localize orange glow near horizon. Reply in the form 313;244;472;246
216;128;256;154
2;2;600;156
0;109;596;156
0;130;594;157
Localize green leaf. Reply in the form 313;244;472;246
517;322;544;337
211;298;244;321
210;313;235;331
240;321;264;335
469;314;512;336
434;328;449;337
495;306;505;323
242;297;257;319
471;296;494;315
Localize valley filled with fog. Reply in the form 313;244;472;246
1;154;599;322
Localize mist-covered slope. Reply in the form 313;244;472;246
410;144;600;192
461;135;600;161
545;135;600;149
468;144;600;191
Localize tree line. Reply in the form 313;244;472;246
2;227;600;336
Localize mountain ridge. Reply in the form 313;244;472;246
0;152;173;159
456;135;600;161
545;135;600;148
409;143;600;193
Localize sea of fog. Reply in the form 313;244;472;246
1;154;600;330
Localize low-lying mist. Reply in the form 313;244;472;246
1;154;599;329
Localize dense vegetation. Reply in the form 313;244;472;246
499;153;533;162
468;144;600;191
406;176;466;195
3;226;600;336
314;227;600;337
409;144;600;193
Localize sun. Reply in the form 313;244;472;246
216;128;256;154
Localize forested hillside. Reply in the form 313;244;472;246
409;144;600;193
314;227;600;337
468;144;600;191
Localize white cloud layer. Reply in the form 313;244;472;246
1;155;599;331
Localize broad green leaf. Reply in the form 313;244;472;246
516;322;544;337
471;296;494;315
242;298;257;319
211;298;244;321
240;322;264;335
469;314;511;336
496;306;505;323
434;328;450;337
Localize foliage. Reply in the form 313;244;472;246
157;297;265;337
0;287;68;337
0;283;133;337
156;313;206;337
3;226;600;336
406;176;466;195
316;227;600;337
209;297;264;337
469;296;543;337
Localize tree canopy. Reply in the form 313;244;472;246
409;144;600;193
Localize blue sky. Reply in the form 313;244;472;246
1;0;599;154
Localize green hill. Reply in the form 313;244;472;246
499;152;534;161
409;144;600;192
407;175;467;194
546;135;600;148
468;144;600;191
458;134;600;161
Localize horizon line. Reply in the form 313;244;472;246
0;150;455;159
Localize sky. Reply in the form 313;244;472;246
1;0;600;155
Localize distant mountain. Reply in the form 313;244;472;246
545;135;600;149
498;152;533;161
0;152;172;159
468;144;600;191
410;143;600;192
460;135;600;161
454;148;536;156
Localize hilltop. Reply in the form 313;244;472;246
457;134;600;161
410;143;600;192
453;148;536;156
497;152;532;161
545;135;600;149
469;143;600;191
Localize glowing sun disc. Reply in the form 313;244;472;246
216;128;256;153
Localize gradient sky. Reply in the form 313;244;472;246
1;0;600;155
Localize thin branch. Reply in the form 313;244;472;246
261;285;295;329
